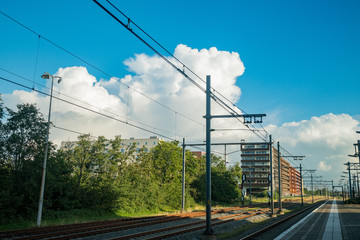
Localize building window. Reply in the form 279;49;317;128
244;145;255;149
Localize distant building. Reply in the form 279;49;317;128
191;151;205;159
60;136;162;154
290;166;302;195
241;142;301;196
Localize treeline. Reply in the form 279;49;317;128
0;99;241;225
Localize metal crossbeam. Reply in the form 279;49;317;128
183;141;269;147
211;114;266;124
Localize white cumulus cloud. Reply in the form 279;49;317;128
319;161;332;172
269;114;359;184
3;45;246;146
2;44;359;186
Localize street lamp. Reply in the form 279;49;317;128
37;72;62;227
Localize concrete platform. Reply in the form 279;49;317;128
338;202;360;240
273;200;360;240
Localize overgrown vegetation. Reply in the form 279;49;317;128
0;98;242;227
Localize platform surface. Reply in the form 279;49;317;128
274;200;360;240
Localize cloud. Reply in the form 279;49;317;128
268;113;359;184
269;113;359;149
3;45;245;147
2;44;359;186
319;161;332;171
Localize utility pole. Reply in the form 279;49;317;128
277;141;283;214
347;162;353;199
356;171;360;197
181;138;185;212
204;75;213;236
285;156;305;206
311;173;314;203
202;75;266;237
249;168;252;205
224;144;227;168
325;187;327;199
353;174;357;198
345;162;353;199
300;164;303;205
302;169;316;203
269;135;276;217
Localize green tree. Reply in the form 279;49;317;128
229;162;242;185
192;154;241;204
4;104;48;171
0;103;49;222
71;134;93;195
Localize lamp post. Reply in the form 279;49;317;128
37;72;62;227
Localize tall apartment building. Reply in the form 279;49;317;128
290;166;302;195
241;142;301;196
241;143;270;194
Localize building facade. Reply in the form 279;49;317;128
290;166;302;195
191;151;205;159
241;142;301;196
241;143;271;194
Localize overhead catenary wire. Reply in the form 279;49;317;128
1;8;301;166
93;0;306;167
104;0;252;117
0;76;176;141
32;35;41;89
94;0;271;143
0;8;263;142
102;0;272;141
0;68;178;137
53;124;226;156
0;71;209;153
0;10;205;129
52;124;92;137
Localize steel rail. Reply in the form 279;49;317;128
239;200;325;240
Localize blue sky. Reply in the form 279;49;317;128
1;0;359;124
1;0;360;183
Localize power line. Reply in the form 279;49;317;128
0;8;263;142
0;68;179;137
0;75;177;141
105;0;253;117
95;1;306;161
0;9;205;129
52;124;92;136
1;8;299;162
101;0;273;143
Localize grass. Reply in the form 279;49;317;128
0;196;323;232
0;209;123;232
0;203;205;232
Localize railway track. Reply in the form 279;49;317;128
0;198;324;240
239;200;326;240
